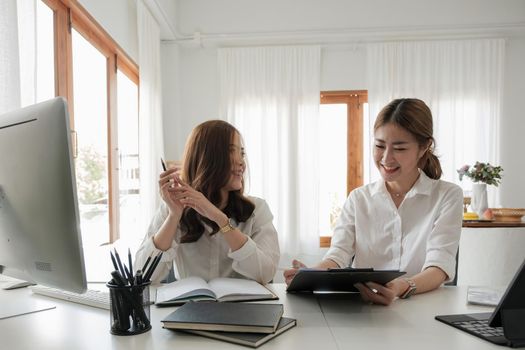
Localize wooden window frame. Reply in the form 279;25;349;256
319;91;367;247
41;0;139;243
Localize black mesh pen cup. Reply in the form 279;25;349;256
106;282;152;335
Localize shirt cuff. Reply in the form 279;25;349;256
322;249;347;269
144;236;177;262
228;237;257;261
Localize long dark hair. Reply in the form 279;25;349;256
374;98;442;179
179;120;255;243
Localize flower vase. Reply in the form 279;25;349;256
471;183;488;219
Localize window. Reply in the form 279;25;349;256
319;91;368;247
38;1;140;278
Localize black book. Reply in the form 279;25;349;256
181;317;297;348
161;302;284;334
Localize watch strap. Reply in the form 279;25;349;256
400;278;417;299
219;218;235;233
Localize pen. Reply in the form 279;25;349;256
135;270;143;286
141;254;152;273
143;253;158;282
114;248;127;280
124;265;133;284
128;248;133;275
161;157;176;188
144;252;163;282
110;251;119;271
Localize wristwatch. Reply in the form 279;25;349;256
219;217;235;233
400;278;417;299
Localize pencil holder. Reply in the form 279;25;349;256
106;282;152;335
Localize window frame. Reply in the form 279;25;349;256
41;0;139;243
319;90;367;248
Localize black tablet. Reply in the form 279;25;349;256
286;268;406;293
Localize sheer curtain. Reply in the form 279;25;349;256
366;39;505;205
137;1;164;230
218;46;321;266
0;0;36;115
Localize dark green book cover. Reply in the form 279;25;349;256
161;302;284;333
181;317;297;348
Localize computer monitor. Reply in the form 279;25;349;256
0;97;87;293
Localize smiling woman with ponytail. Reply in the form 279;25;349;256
285;98;463;306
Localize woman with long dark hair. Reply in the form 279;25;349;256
136;120;279;284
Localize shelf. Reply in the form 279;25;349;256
462;221;525;228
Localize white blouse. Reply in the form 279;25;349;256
324;171;463;281
135;196;280;284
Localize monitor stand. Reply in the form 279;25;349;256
1;279;36;290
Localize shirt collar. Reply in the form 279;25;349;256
370;170;434;198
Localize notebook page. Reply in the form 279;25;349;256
208;277;273;300
156;276;214;303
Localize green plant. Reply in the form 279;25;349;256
457;162;503;186
77;146;106;204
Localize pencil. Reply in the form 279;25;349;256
161;157;167;171
141;254;152;273
110;251;119;271
114;248;127;280
144;252;163;282
128;248;133;275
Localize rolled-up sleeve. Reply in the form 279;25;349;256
229;199;280;284
323;192;357;268
423;186;463;281
135;203;178;283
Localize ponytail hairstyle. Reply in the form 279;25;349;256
179;120;255;243
374;98;442;179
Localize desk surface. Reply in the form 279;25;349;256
0;284;502;350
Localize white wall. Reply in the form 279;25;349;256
78;0;138;62
175;0;525;35
161;0;525;208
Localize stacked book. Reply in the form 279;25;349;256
161;302;296;348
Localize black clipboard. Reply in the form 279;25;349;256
286;268;406;293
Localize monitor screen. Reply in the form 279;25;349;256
0;97;87;293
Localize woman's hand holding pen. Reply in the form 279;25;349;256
168;174;226;226
159;167;184;218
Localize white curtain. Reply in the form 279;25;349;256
0;0;36;115
366;39;505;206
137;1;164;230
218;46;321;266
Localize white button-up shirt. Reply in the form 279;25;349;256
324;171;463;281
135;196;280;284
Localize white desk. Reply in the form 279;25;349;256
0;284;502;350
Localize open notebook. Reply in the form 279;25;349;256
156;277;277;306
